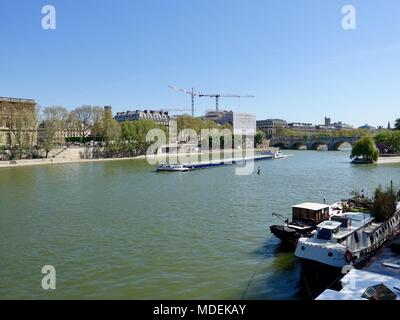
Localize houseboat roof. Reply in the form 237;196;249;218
292;202;330;211
330;212;374;239
317;220;342;230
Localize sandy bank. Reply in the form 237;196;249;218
377;156;400;164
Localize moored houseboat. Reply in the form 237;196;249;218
295;203;400;273
270;202;334;248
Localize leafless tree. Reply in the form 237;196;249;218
71;105;94;143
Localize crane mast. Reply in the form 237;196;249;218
169;85;255;113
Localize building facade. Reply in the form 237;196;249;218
204;110;256;130
0;97;37;146
204;110;233;125
287;122;316;132
256;119;287;138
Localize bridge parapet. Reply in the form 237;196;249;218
270;136;360;151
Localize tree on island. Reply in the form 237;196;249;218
350;136;379;162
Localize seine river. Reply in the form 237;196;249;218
1;150;399;299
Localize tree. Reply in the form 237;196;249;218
121;120;167;156
373;183;399;222
350;136;379;162
177;115;209;134
40;106;69;158
374;131;400;154
395;118;400;130
6;108;38;159
71;105;94;143
254;131;264;147
91;107;105;143
103;109;121;145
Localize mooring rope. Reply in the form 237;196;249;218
302;274;314;300
241;236;275;300
241;253;268;300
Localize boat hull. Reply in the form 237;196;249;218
156;168;190;172
297;257;344;298
270;225;314;248
270;225;300;248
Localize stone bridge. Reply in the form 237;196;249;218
269;136;359;151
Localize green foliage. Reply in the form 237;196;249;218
350;136;379;162
373;183;399;222
120;120;168;156
374;131;400;153
41;106;69;157
176;115;218;134
395;118;400;130
254;131;264;147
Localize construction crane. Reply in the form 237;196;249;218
168;85;198;116
198;93;255;112
169;85;255;113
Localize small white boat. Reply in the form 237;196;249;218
273;151;285;159
262;150;285;159
156;164;191;172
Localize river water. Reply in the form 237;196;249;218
0;150;399;299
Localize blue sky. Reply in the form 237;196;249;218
0;0;399;127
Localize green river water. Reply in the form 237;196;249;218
0;150;399;299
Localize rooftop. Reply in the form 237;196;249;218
292;202;330;211
0;97;35;103
331;212;374;239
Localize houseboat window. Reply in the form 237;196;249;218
317;228;331;240
370;236;374;244
354;232;359;243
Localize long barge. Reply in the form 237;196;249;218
181;154;275;170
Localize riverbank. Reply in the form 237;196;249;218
0;147;275;169
0;156;147;168
377;156;400;164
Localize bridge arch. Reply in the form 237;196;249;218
329;141;354;151
309;142;328;150
290;142;306;150
272;143;289;149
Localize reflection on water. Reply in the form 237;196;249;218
0;150;399;299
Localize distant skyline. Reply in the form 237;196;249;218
1;0;399;127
